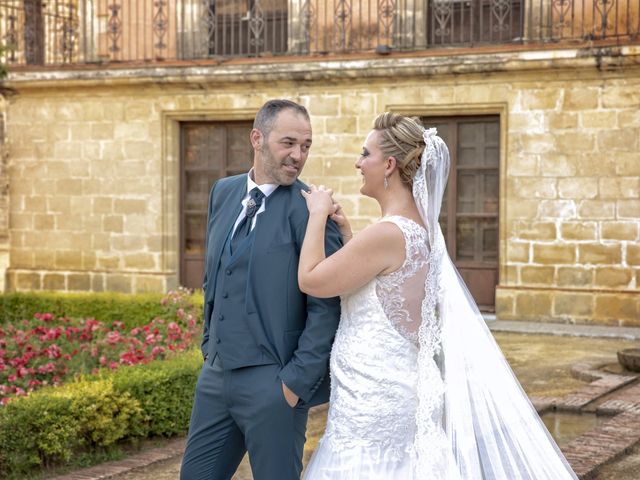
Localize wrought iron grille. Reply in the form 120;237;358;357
0;0;638;66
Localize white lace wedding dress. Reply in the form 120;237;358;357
304;215;432;480
304;129;577;480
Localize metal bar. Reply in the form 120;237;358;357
612;0;617;38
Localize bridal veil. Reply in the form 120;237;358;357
411;128;578;479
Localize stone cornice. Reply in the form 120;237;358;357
5;44;640;90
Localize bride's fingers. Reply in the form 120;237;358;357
330;213;345;224
318;185;334;195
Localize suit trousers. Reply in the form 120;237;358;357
180;355;310;480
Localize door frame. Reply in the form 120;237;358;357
161;109;256;289
386;102;509;306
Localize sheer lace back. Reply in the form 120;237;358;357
375;216;429;344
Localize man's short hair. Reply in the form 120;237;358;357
253;99;310;138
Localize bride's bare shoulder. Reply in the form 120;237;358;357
350;221;406;255
359;220;404;240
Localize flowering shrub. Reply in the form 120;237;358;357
0;288;200;405
0;350;201;476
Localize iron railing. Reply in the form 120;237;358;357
1;0;638;66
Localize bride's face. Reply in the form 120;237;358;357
356;130;387;198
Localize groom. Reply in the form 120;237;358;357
180;99;342;480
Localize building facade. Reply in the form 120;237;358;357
1;0;639;325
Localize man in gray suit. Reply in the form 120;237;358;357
180;99;342;480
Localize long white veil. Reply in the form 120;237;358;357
412;129;578;479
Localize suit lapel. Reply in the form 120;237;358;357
208;178;246;294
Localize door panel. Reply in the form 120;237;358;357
180;122;253;289
422;116;500;311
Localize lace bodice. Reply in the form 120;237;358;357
318;216;431;462
375;216;429;344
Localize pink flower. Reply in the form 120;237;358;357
151;346;165;357
34;313;55;322
37;362;56;374
46;327;62;341
106;331;122;344
44;344;62;359
99;355;107;366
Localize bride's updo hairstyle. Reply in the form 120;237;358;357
373;113;426;187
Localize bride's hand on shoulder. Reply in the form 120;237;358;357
301;184;337;217
330;203;353;242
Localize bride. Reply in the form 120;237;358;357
298;113;577;479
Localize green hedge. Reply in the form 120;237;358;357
0;291;204;329
0;349;202;477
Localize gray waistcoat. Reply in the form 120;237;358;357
207;226;274;369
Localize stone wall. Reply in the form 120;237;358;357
4;46;640;325
0;96;8;290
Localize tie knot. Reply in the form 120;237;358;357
245;188;264;219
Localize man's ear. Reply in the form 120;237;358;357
250;129;263;150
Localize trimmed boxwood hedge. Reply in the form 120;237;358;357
0;291;204;329
0;349;202;477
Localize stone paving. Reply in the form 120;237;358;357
48;321;640;480
543;361;640;478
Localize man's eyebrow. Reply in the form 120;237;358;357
280;136;312;144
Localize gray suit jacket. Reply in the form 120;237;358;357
201;174;342;406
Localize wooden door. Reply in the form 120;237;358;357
180;122;253;289
423;116;500;311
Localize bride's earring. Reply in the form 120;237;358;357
384;176;389;190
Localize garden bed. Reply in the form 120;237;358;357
0;289;204;478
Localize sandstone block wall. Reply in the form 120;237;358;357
4;51;639;325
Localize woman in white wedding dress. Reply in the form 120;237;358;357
298;113;577;480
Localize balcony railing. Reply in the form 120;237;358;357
1;0;639;66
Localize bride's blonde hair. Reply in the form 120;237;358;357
373;113;425;187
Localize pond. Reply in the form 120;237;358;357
542;411;608;446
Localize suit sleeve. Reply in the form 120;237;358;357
278;217;343;403
201;182;218;359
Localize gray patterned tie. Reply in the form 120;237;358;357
230;187;264;254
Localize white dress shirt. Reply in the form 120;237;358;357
232;170;278;235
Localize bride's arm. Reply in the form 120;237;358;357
299;186;404;298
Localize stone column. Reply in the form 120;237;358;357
394;0;427;49
523;0;553;42
288;0;311;54
0;98;9;292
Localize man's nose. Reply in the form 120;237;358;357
290;145;302;160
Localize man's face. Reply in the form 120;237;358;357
252;109;312;186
